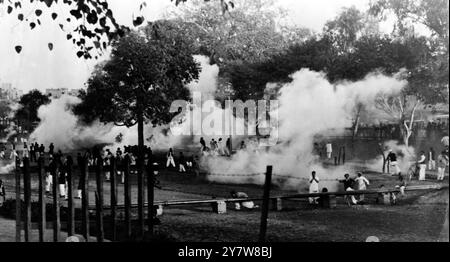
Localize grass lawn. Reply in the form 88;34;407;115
0;155;448;242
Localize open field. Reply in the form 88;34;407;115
0;154;448;242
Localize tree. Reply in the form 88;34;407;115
323;6;380;54
168;0;311;65
369;0;449;49
1;0;234;58
368;0;450;148
14;89;51;133
74;20;200;236
0;101;11;119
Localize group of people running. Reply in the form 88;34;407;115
308;171;372;206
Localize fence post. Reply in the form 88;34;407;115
137;156;145;239
81;157;90;242
23;157;31;242
51;159;60;242
15;156;21;242
95;192;104;242
67;158;74;236
124;155;131;239
147;162;154;236
95;157;104;242
38;157;45;242
110;156;117;241
338;147;342;165
342;146;346;164
259;165;273;242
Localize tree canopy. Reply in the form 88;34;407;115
1;0;234;59
14;89;51;132
74;20;200;127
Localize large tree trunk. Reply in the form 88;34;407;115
137;110;145;238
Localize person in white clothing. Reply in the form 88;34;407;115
417;151;427;181
166;148;176;168
437;151;448;181
308;171;320;204
326;142;332;159
230;191;257;210
428;147;436;171
355;172;370;202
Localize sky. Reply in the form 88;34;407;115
0;0;398;93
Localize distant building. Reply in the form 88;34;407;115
45;88;81;98
68;89;82;97
0;81;23;101
45;88;69;99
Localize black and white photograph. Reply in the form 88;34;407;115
0;0;448;248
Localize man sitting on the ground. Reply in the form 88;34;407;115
0;179;5;206
230;190;258;210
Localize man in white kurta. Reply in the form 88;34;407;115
309;171;320;204
418;152;427;181
355;172;370;202
326;143;332;159
437;151;448;181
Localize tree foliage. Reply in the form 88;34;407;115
74;20;200;127
169;0;311;66
1;0;233;59
14;89;51;132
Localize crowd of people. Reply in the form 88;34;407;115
356;120;449;139
199;137;233;157
307;170;410;206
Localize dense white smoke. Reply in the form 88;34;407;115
27;55;222;152
202;69;407;191
28;95;188;152
0;162;15;174
366;140;417;175
26;54;409;192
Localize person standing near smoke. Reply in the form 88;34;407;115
417;151;427;181
45;155;54;195
49;143;54;155
309;171;320;204
225;138;231;156
355;172;370;203
104;149;112;181
217;138;224;155
387;149;400;175
178;152;186;173
29;143;34;162
34;142;39;160
326;142;332;159
339;174;358;205
0;179;6;206
116;149;124;184
428;147;436;171
39;144;45;154
437;151;448;181
166;148;176;168
200;137;206;151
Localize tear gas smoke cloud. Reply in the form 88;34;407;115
202;69;407;191
366;140;417;174
27;55;409;192
28;55;221;152
28;95;186;152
